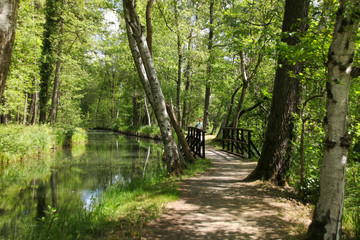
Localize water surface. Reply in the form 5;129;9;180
0;130;164;239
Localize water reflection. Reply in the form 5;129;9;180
0;130;164;239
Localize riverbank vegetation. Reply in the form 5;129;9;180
21;158;211;240
1;0;360;238
0;125;87;164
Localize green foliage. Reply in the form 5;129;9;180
343;162;360;239
0;125;87;163
0;125;54;163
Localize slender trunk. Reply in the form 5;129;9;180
299;117;306;199
95;95;101;123
224;87;240;127
203;0;214;132
231;52;249;128
23;92;28;125
31;78;38;125
39;0;59;123
132;80;138;126
111;72;116;119
244;0;309;186
50;19;63;125
27;92;35;123
144;96;151;126
0;0;20;102
116;83;123;120
176;33;182;121
231;81;248;128
181;30;194;128
146;0;154;57
307;1;360;238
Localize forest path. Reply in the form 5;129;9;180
142;147;312;240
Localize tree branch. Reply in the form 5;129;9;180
155;1;175;33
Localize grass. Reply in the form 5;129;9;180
0;125;87;164
22;157;212;240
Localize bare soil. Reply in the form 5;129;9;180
142;147;312;240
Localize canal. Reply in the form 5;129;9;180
0;130;164;239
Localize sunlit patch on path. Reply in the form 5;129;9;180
143;148;311;240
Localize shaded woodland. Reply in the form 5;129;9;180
1;0;360;239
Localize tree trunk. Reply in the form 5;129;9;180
176;33;182;121
50;19;63;125
307;1;360;239
166;102;195;163
132;80;138;126
244;0;309;185
144;96;151;126
224;86;240;127
203;0;214;132
181;30;194;128
23;92;28;125
116;82;123;121
0;0;20;102
31;78;38;125
231;80;248;128
146;0;154;57
39;0;59;123
231;51;250;128
123;0;182;175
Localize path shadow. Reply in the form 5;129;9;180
143;150;310;240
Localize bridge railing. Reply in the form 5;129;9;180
186;127;205;158
222;127;260;158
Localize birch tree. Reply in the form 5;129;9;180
123;0;182;174
307;1;360;239
0;0;20;102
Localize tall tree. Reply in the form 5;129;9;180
244;0;309;185
49;13;64;125
123;0;182;174
307;1;360;239
39;0;61;123
203;0;214;132
0;0;20;103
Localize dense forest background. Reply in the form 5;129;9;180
1;0;360;238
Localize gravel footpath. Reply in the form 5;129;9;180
142;148;311;240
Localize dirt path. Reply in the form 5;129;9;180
143;148;312;240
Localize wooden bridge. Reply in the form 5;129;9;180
186;127;205;158
222;127;260;158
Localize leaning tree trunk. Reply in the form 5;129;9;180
166;102;195;163
244;0;309;185
123;0;182;175
0;0;20;102
307;1;360;239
